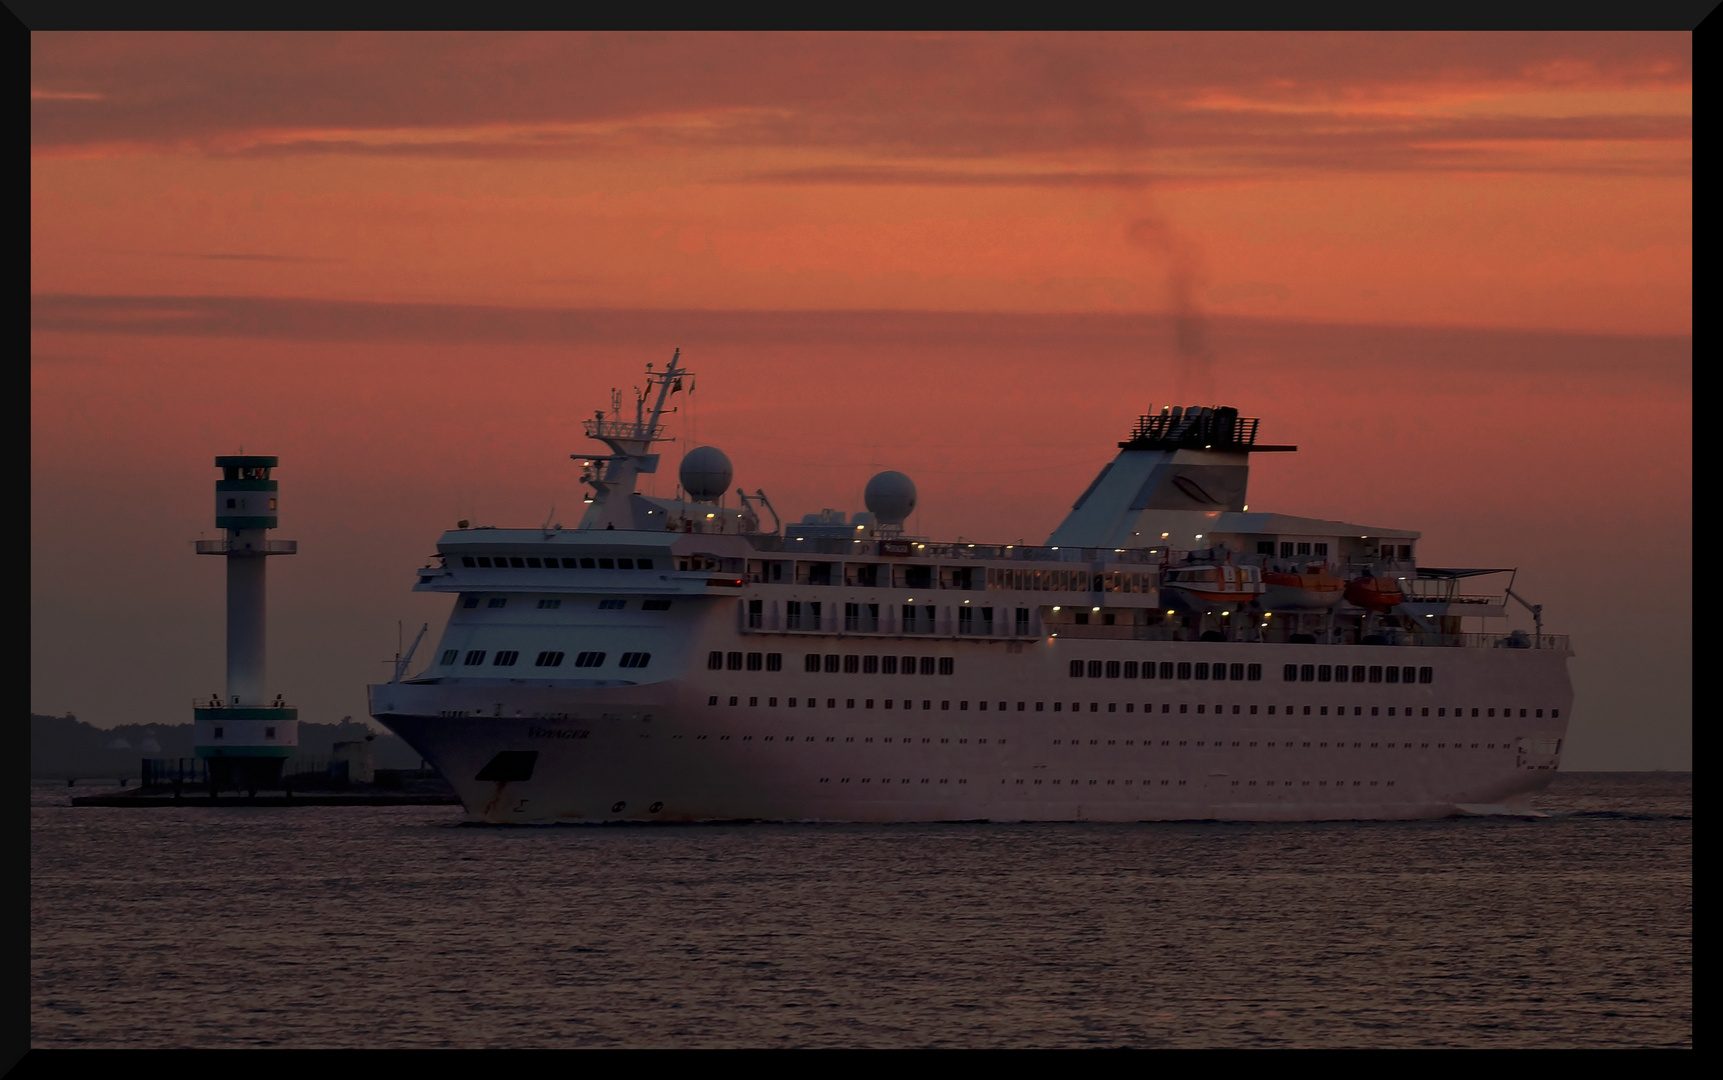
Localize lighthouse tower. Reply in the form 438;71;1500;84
193;455;298;791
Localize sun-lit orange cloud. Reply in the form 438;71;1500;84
30;32;1691;335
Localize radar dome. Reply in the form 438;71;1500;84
864;471;917;525
679;445;733;503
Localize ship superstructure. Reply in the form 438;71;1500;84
369;353;1571;823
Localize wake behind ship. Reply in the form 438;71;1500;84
369;351;1571;823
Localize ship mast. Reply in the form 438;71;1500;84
575;349;687;530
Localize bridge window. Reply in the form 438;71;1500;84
464;651;486;665
574;652;606;667
493;651;519;666
598;599;626;610
488;598;507;608
440;650;458;664
535;651;564;667
642;600;671;610
619;652;652;669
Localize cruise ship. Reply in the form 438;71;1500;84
368;350;1571;823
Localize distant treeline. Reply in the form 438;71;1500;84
30;714;425;779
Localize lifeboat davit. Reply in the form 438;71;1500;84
1261;567;1345;611
1162;563;1267;605
1344;575;1404;613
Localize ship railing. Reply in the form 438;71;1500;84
193;538;298;554
582;418;665;441
746;535;1167;565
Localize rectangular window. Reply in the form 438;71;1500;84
727;651;744;671
598;599;626;610
746;652;763;671
214;726;224;738
1195;663;1209;680
844;655;860;674
709;651;724;670
265;726;275;738
509;558;525;568
882;655;898;674
526;558;542;568
1105;660;1121;678
575;651;606;667
1213;663;1228;682
617;558;634;569
1123;661;1138;678
464;650;486;665
1335;665;1349;683
804;653;821;672
1177;662;1192;680
488;598;507;609
958;607;973;633
461;557;476;567
619;652;652;669
1300;664;1315;682
1141;662;1156;680
1385;666;1400;684
494;651;519;666
1074;612;1089;625
537;598;561;609
938;657;954;675
1087;660;1103;678
598;558;615;569
1229;663;1244;681
1403;667;1417;684
1279;542;1294;557
1256;541;1274;555
559;558;577;568
921;657;936;675
748;599;763;628
440;649;458;664
863;655;879;674
534;651;565;667
1368;665;1383;683
1318;665;1332;682
1247;664;1261;681
638;559;654;570
766;653;782;671
642;599;671;611
1283;664;1298;682
1419;666;1433;684
1296;542;1311;556
981;607;994;633
1015;607;1030;635
476;557;493;568
825;654;841;673
580;558;596;568
1314;543;1328;556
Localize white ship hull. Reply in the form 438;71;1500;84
371;637;1570;825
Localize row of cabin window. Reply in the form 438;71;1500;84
708;651;786;671
703;652;957;675
1071;660;1264;681
459;555;655;570
706;697;1557;720
461;597;671;611
441;648;650;669
1284;664;1432;684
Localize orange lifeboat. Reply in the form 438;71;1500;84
1261;567;1344;611
1344;575;1404;613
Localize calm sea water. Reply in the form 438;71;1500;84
31;773;1690;1048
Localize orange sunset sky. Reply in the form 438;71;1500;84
31;33;1690;768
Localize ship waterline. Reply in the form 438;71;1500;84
371;351;1571;823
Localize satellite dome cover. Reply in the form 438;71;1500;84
864;471;917;525
679;446;733;502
